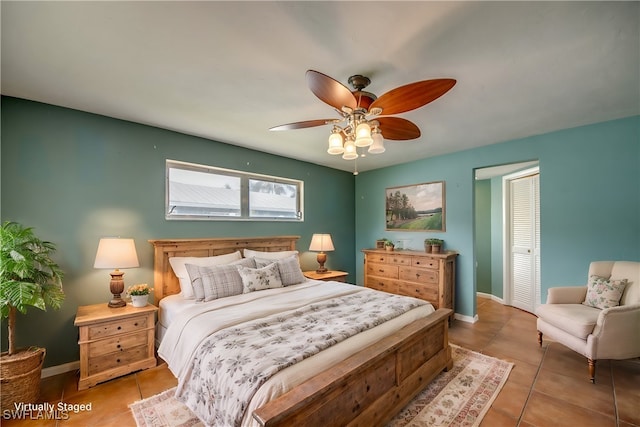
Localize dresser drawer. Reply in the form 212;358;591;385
399;267;438;284
366;262;399;279
365;277;398;294
385;255;412;266
398;282;439;304
412;258;439;269
88;331;149;357
88;345;149;376
88;315;148;340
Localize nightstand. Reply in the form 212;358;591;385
74;302;158;390
303;270;348;282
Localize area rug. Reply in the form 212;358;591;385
129;345;512;427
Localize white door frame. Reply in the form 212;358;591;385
502;166;540;308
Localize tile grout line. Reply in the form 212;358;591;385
515;336;547;427
610;362;619;427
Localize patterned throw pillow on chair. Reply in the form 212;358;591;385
582;275;627;309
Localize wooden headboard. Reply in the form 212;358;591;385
148;235;300;304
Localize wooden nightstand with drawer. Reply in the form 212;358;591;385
303;270;348;282
74;303;157;390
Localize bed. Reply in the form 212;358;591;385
150;235;453;427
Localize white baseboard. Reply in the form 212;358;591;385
454;312;479;323
41;360;79;378
477;292;505;304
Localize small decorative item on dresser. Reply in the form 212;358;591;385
425;238;444;253
384;240;395;251
127;283;152;307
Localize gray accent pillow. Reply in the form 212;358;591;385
185;257;256;301
254;255;306;286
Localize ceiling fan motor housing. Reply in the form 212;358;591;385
348;75;377;110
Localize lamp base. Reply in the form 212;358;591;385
108;297;127;308
108;269;127;309
315;252;328;274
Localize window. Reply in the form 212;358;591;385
166;160;303;221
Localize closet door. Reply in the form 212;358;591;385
509;173;540;313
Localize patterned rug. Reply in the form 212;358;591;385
129;345;512;427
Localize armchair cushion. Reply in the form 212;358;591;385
535;303;600;339
582;275;628;309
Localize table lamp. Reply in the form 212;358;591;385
309;234;334;274
94;238;139;308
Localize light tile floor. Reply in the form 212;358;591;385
3;297;638;426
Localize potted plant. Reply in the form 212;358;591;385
0;221;64;411
127;283;152;307
430;239;444;254
384;240;395;252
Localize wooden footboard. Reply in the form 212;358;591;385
253;308;453;427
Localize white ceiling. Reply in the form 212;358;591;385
2;2;638;173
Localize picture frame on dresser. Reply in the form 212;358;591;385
385;181;445;231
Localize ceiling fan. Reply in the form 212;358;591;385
270;70;456;168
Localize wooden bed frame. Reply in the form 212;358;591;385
149;236;453;427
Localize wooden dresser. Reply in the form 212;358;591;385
74;303;157;390
362;249;457;317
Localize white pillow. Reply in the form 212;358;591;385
255;255;306;287
243;249;298;260
237;263;283;293
185;257;256;301
168;251;242;299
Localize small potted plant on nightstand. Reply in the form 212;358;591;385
127;283;152;307
0;221;65;411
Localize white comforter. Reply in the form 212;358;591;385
158;280;435;427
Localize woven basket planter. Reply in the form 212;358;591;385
0;347;45;411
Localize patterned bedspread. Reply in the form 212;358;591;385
174;288;426;426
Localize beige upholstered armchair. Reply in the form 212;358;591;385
536;261;640;383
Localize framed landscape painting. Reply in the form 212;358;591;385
385;181;445;231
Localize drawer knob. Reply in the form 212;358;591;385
134;323;138;326
116;358;121;363
117;344;121;348
117;326;122;330
416;274;421;279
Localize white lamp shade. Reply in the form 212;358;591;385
94;238;140;269
327;132;344;154
354;122;373;147
342;139;358;160
309;234;335;252
368;132;385;154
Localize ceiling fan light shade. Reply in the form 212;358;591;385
368;132;385;154
354;122;373;147
327;132;345;154
342;139;358;160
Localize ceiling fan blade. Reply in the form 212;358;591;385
377;117;421;140
269;119;338;131
306;70;358;111
370;79;456;115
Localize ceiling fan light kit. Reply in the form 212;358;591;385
271;70;456;172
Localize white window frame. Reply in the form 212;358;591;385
166;159;304;221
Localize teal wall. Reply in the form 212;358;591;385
474;180;492;294
2;95;639;368
0;96;356;367
355;116;640;318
